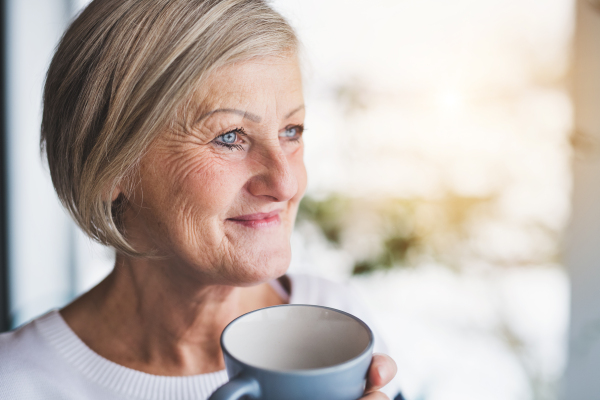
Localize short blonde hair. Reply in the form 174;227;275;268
41;0;297;255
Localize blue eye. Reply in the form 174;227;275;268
281;127;296;137
213;128;245;151
220;132;237;144
280;125;303;139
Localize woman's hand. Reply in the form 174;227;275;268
360;353;398;400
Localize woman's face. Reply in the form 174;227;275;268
122;55;306;285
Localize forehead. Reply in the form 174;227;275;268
194;56;304;118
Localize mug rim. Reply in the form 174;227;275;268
220;304;375;376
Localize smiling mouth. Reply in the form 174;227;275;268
226;210;282;228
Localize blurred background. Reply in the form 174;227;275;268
0;0;599;399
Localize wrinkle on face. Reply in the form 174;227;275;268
120;55;306;286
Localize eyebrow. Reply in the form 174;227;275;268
195;108;262;123
195;104;305;124
285;105;305;119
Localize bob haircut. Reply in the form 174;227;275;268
41;0;297;256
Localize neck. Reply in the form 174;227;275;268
61;253;285;375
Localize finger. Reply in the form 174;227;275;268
359;391;390;400
365;353;397;393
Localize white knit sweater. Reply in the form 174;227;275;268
0;274;399;400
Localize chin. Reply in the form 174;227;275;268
217;226;290;281
229;243;291;287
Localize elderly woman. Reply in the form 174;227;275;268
0;1;400;399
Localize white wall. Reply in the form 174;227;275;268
6;0;111;328
564;1;600;399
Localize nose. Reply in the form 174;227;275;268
246;144;298;202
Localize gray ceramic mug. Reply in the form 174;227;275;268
208;304;374;400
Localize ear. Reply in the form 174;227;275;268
102;182;123;203
111;186;121;201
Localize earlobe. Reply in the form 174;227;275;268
102;182;123;203
111;187;121;202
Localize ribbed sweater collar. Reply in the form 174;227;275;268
35;310;228;400
32;275;301;399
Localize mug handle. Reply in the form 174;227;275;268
208;376;261;400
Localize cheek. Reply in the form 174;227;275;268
164;150;244;211
290;148;307;201
142;149;249;246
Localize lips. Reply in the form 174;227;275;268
226;210;282;228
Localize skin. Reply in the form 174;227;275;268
61;55;396;399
